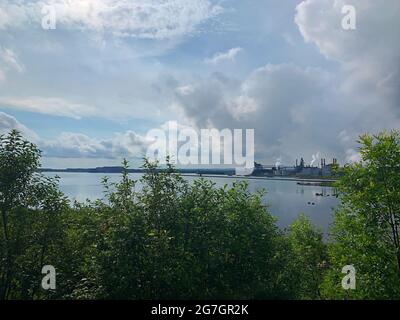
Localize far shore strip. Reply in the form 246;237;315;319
179;173;337;183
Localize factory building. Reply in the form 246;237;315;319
251;158;339;178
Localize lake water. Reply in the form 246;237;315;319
45;172;340;234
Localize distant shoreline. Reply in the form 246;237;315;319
42;169;337;184
179;173;337;184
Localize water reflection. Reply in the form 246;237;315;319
46;172;340;234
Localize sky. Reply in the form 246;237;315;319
0;0;399;168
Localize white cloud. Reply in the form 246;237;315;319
0;47;25;73
171;1;400;165
295;0;400;111
0;112;39;141
229;95;258;121
205;47;243;65
174;63;342;163
0;0;222;40
40;120;223;162
0;96;97;119
0;111;152;160
295;0;400;63
176;85;195;96
0;3;31;29
291;0;400;162
0;48;25;84
0;8;8;29
1;0;399;166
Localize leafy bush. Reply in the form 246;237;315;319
2;129;400;300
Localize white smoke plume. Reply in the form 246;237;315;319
310;152;320;167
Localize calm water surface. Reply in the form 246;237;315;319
46;172;340;233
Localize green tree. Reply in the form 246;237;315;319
285;214;327;299
69;158;292;299
323;130;400;299
0;130;68;299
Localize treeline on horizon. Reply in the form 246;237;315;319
0;129;400;300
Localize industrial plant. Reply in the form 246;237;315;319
252;158;340;178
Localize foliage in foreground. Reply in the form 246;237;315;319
322;130;400;299
1;129;400;299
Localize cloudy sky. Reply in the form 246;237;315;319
0;0;399;168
